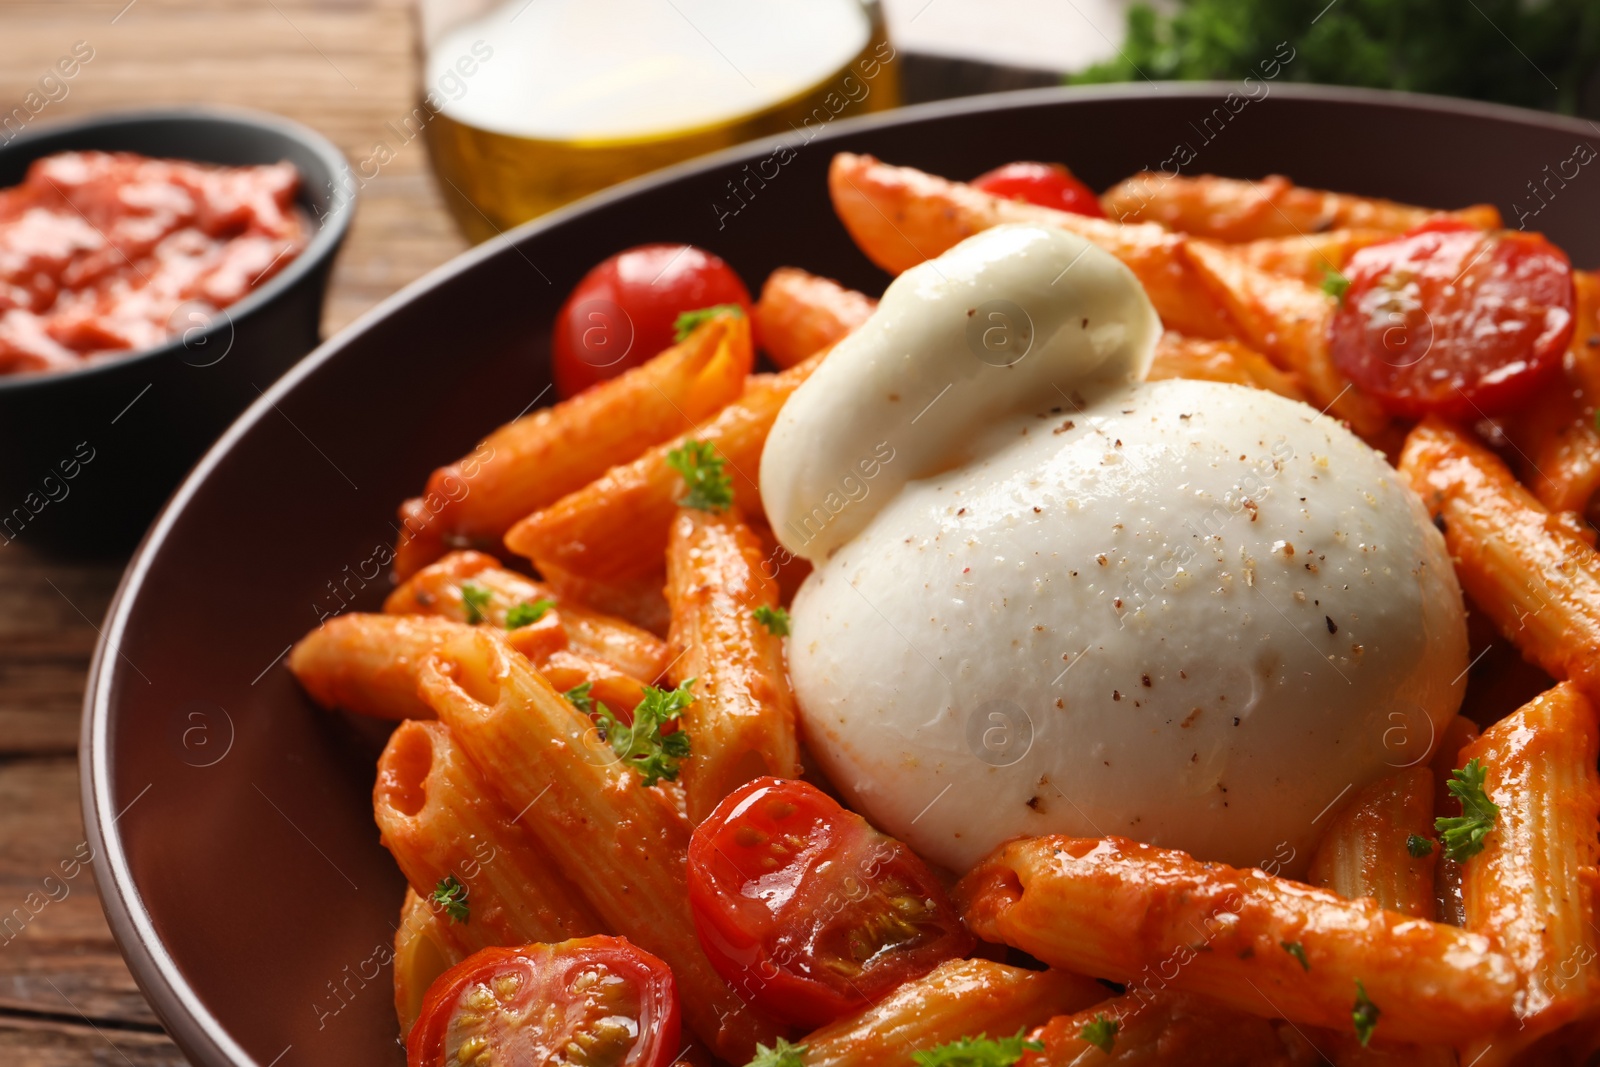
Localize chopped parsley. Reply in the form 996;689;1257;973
1407;833;1436;858
1282;940;1310;971
673;303;744;342
563;681;595;715
1320;270;1351;301
1352;979;1380;1046
911;1030;1042;1067
505;597;555;629
597;679;695;787
1079;1014;1119;1054
746;1038;808;1067
753;604;791;637
666;439;734;512
459;582;493;625
1435;757;1499;862
431;875;469;924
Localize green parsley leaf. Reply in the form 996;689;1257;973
597;679;695;787
1282;940;1310;971
1407;833;1436;858
753;604;791;637
505;597;555;629
563;681;595;715
1435;757;1500;862
1593;408;1600;435
1079;1014;1119;1054
1352;979;1380;1047
460;582;493;625
746;1038;808;1067
910;1030;1042;1067
673;303;744;342
431;875;469;924
1321;270;1351;301
665;439;734;512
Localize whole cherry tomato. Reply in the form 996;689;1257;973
686;777;973;1029
1329;220;1575;418
407;937;680;1067
552;243;752;398
972;161;1105;218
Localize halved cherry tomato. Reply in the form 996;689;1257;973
407;936;680;1067
552;243;752;398
1329;219;1575;418
686;777;973;1029
972;161;1105;218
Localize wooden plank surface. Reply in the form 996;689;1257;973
0;0;469;1059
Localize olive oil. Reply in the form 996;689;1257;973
418;0;898;241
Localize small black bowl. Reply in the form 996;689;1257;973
0;106;354;554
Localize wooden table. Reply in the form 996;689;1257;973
1;1;467;1060
0;3;1054;1060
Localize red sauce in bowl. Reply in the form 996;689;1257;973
0;151;309;375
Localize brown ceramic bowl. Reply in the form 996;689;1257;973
83;85;1600;1066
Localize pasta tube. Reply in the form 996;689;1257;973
958;835;1517;1045
796;959;1105;1067
374;719;603;950
393;887;467;1038
416;627;781;1061
664;507;800;822
386;549;669;681
1307;768;1437;919
753;267;876;369
1099;171;1500;240
393;312;752;577
1148;331;1306;401
506;358;820;583
1459;682;1600;1054
288;614;478;719
1398;417;1600;705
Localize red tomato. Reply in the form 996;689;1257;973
552;243;752;398
1329;220;1575;418
407;937;680;1067
972;161;1105;218
686;777;973;1029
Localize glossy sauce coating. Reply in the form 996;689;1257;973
0;151;306;373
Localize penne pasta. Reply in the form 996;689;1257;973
1147;331;1306;401
1458;682;1600;1057
393;887;467;1038
1507;271;1600;517
1180;239;1394;443
374;719;605;951
393;312;753;578
532;560;673;638
753;267;876;369
1099;171;1500;241
386;549;669;680
1430;714;1481;824
506;357;821;584
1232;228;1395;286
827;152;1239;339
1307;768;1437;918
796;959;1106;1067
665;507;801;822
416;627;782;1061
287;614;479;720
1022;990;1288;1066
958;835;1517;1045
1398;417;1600;706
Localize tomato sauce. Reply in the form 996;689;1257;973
0;151;308;375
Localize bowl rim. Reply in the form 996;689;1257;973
80;81;1600;1067
0;104;356;393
